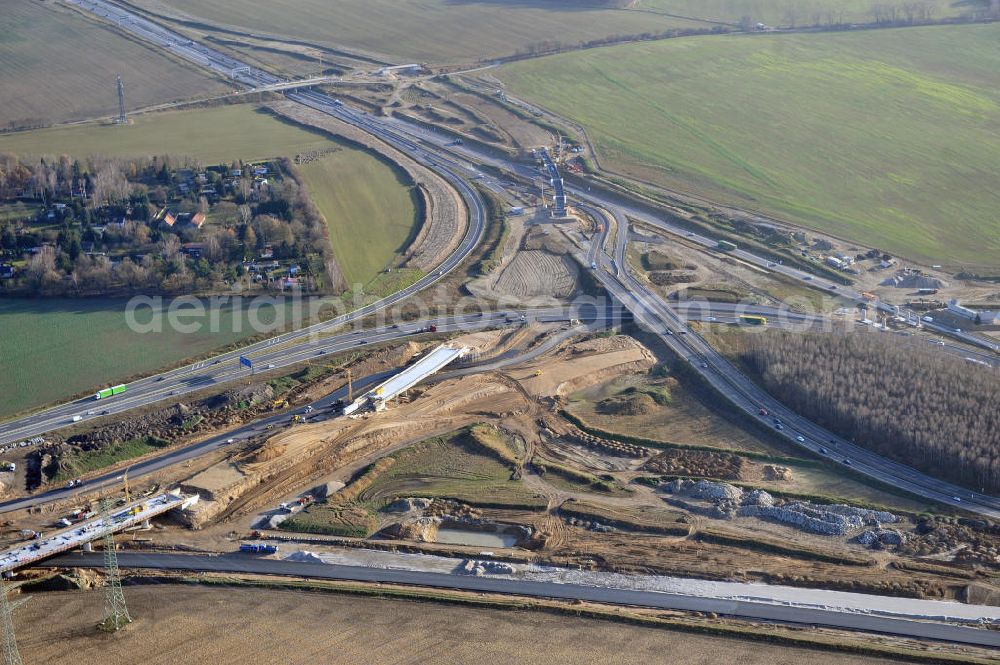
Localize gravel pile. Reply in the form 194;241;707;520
663;479;899;536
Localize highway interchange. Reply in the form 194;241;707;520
7;0;999;517
5;0;1000;646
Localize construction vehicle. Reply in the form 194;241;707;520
717;240;738;252
291;414;304;423
861;292;878;302
239;543;279;554
425;324;438;333
272;399;288;410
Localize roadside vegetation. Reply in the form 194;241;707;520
50;435;170;482
499;24;1000;268
735;330;1000;493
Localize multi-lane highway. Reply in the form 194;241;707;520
0;312;607;514
32;0;999;519
581;204;1000;518
40;552;1000;648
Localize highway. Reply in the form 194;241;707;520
0;312;607;515
40;552;1000;648
40;0;1000;517
582;204;1000;518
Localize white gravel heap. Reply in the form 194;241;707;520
665;479;899;536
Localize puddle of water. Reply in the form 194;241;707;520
435;527;518;548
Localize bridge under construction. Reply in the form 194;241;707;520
344;344;469;415
0;491;198;574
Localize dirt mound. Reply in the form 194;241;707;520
649;271;697;286
469;248;579;302
880;272;947;289
763;464;793;481
596;392;658;416
642;449;749;481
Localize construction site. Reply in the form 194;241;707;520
0;5;998;663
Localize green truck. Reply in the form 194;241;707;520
717;240;738;252
93;384;127;400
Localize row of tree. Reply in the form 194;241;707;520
737;330;1000;493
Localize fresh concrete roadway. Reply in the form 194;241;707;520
40;552;1000;648
585;204;1000;518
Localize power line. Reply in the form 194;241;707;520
0;575;23;665
98;497;131;632
116;76;127;125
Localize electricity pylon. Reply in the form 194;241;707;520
0;575;23;665
98;497;131;632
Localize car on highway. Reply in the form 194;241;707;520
700;362;708;368
819;448;828;455
796;435;805;442
803;275;813;281
828;284;837;290
843;459;852;466
226;438;235;444
953;496;962;502
156;376;165;382
267;364;275;369
316;350;326;355
101;410;110;415
775;423;784;431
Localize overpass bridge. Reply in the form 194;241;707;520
0;491;197;573
344;344;469;414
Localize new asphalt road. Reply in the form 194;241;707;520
41;552;1000;648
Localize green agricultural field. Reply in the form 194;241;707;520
0;297;295;419
132;0;704;63
0;2;225;129
0;105;334;163
636;0;960;26
500;24;1000;268
299;150;419;285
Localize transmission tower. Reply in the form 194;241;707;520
98;497;131;632
0;576;22;665
116;76;127;125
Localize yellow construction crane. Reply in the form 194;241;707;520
123;466;132;504
346;368;354;403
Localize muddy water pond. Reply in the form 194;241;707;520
435;527;519;548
